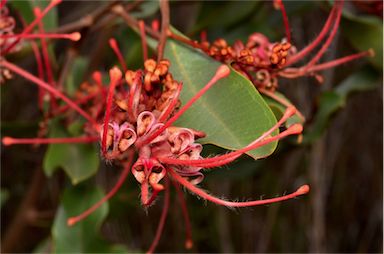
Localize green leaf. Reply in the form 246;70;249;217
158;39;278;159
9;1;34;23
130;1;159;19
65;57;89;96
304;67;379;143
9;0;58;31
1;189;9;207
193;1;260;33
52;185;128;253
341;10;383;69
43;119;99;184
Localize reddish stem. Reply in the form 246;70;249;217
305;0;343;68
2;136;98;146
147;178;170;254
2;60;99;129
169;168;310;208
172;180;193;250
54;91;99;115
0;32;81;41
157;0;170;62
34;7;57;111
286;2;338;66
0;0;6;10
109;38;127;72
92;71;107;102
29;40;45;110
248;106;296;146
275;0;291;43
306;49;374;73
138;20;148;61
4;0;62;54
67;156;133;226
102;67;122;155
138;65;230;147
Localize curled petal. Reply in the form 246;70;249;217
132;159;146;183
117;122;137;152
137;111;156;136
168;128;195;154
179;143;203;160
149;160;166;186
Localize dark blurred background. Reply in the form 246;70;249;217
1;1;382;253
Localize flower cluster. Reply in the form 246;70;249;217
190;0;373;92
1;1;311;252
199;35;294;92
169;0;373;122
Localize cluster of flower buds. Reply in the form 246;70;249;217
0;5;20;53
116;58;181;123
188;0;373;95
0;4;20;82
198;33;295;92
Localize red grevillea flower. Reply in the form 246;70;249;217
2;57;309;253
1;4;310;251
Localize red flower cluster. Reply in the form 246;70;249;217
1;0;316;252
170;0;373;122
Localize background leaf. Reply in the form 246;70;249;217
304;67;380;143
43;119;99;184
1;189;9;207
341;10;383;69
52;185;128;253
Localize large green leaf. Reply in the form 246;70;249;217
52;185;128;253
43;119;100;184
160;39;278;159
